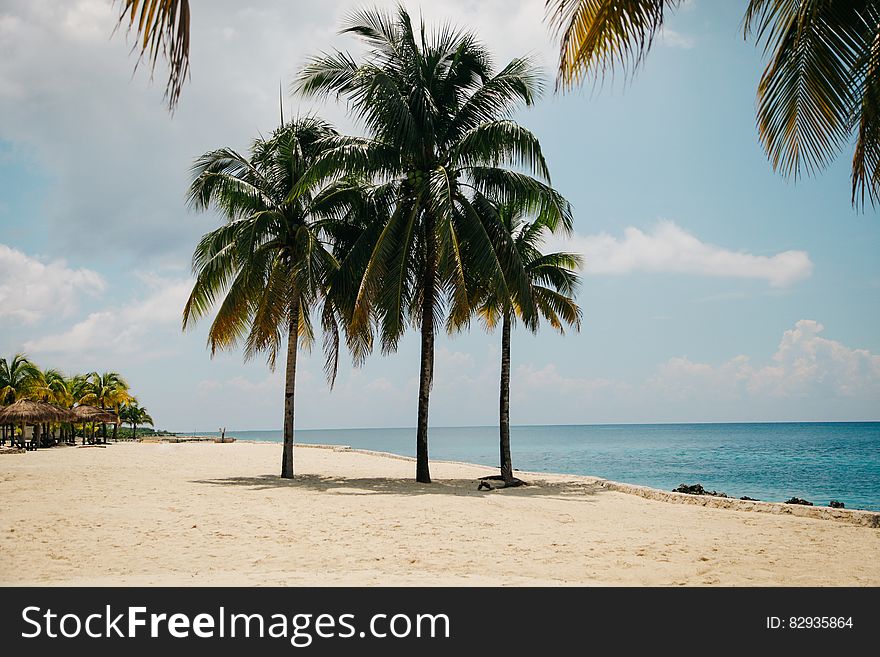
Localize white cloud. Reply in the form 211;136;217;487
514;363;625;401
649;320;880;401
137;317;880;428
748;320;880;398
0;0;553;262
547;220;813;287
0;242;105;323
23;275;191;359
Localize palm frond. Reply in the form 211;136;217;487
745;0;865;180
115;0;191;110
546;0;676;90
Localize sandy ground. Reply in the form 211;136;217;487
0;442;878;586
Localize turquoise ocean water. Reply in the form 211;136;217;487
185;423;880;511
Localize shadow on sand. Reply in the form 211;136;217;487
191;473;605;501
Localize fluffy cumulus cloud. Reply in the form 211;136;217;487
649;320;880;402
23;273;191;360
548;220;813;287
0;242;105;323
162;318;880;428
747;320;880;398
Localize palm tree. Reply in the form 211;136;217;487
31;368;73;444
120;402;154;439
183;116;344;479
295;5;570;483
546;0;880;207
470;201;582;485
0;354;41;444
33;369;71;405
81;372;131;443
0;354;40;404
114;0;191;111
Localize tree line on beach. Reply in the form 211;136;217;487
103;1;879;485
0;355;154;444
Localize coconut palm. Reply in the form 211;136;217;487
0;354;41;445
546;0;880;207
183;116;345;479
120;402;154;439
32;369;72;406
81;372;131;443
295;5;570;483
69;374;90;405
31;368;74;443
469;200;582;485
0;354;40;404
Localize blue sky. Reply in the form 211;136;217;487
1;0;878;430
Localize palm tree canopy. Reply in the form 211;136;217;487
0;354;41;404
744;0;880;206
120;402;154;427
547;0;880;207
80;371;132;410
473;202;583;334
546;0;680;89
295;4;572;351
32;368;73;407
183;116;345;376
115;0;191;110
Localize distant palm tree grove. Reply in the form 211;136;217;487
0;354;155;447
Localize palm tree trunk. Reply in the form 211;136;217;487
415;215;436;484
100;401;107;444
281;295;301;479
499;312;514;483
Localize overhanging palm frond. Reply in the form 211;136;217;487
745;0;866;181
852;19;880;206
546;0;676;90
115;0;191;110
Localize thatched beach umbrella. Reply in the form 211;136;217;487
72;405;119;445
0;400;76;449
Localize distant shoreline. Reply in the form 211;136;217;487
168;423;880;512
152;439;880;526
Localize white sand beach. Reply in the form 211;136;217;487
0;442;878;586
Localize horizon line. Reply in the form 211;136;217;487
170;419;880;434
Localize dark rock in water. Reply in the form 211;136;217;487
829;500;845;509
674;483;729;498
784;497;813;506
674;483;706;495
740;496;759;501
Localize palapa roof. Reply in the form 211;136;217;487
72;405;119;423
0;399;77;424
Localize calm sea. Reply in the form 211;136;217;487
185;423;880;511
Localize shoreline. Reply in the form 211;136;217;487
2;441;878;586
149;438;880;526
298;443;880;528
